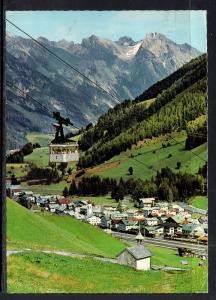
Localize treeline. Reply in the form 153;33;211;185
185;115;207;150
26;166;60;184
78;54;206;152
65;167;206;202
6;142;40;163
78;85;207;168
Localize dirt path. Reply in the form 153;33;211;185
7;249;118;264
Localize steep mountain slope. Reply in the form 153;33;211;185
78;54;207;169
6;32;200;148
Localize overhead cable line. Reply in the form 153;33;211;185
168;134;207;163
6;19;122;104
6;80;81;130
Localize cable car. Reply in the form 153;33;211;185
49;111;79;163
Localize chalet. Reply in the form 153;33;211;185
127;209;137;217
118;220;138;232
142;207;154;218
72;199;88;208
111;219;122;230
198;215;208;225
128;216;145;222
163;223;176;236
8;184;21;197
48;204;60;213
139;197;155;208
188;218;200;225
182;224;205;237
144;226;164;237
57;197;71;206
117;231;152;270
165;215;185;225
92;206;103;217
111;211;127;221
87;216;101;226
144;217;158;226
102;206;116;218
169;204;184;213
55;205;66;215
100;215;111;228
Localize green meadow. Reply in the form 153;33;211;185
189;195;208;210
92;134;207;181
7;250;207;293
7;199;125;258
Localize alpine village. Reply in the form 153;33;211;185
6;30;207;293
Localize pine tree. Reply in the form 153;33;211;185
63;186;69;197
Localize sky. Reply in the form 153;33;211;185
6;10;207;52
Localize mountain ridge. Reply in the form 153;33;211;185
6;31;201;148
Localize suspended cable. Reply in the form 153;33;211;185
6;19;122;104
168;134;207;163
6;80;81;130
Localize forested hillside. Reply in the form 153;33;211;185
78;54;207;168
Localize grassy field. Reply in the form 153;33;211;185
88;134;207;181
7;198;125;258
137;98;156;109
26;132;53;147
7;250;207;293
21;181;69;195
189;196;208;210
24;146;50;167
76;195;118;207
6;163;29;178
7;198;207;293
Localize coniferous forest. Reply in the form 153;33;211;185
78;54;207;168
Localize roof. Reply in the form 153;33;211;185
145;217;158;221
145;226;161;232
197;236;208;241
57;197;71;205
126;245;152;260
166;215;185;224
50;143;78;147
182;224;199;232
128;217;145;221
121;220;137;226
139;198;155;203
127;209;138;214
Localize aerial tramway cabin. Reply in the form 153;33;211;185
49;111;79;163
49;143;79;163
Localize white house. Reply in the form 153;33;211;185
139;198;155;207
144;217;158;226
87;216;101;226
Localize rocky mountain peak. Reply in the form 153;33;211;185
117;36;136;46
6;31;201;148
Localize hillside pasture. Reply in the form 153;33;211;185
7;198;125;258
189;196;208;210
90;134;207;181
26;132;53;147
7;249;207;293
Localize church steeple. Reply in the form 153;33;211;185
135;226;144;245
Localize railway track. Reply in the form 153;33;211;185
112;232;207;253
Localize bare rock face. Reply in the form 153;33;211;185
5;32;201;148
